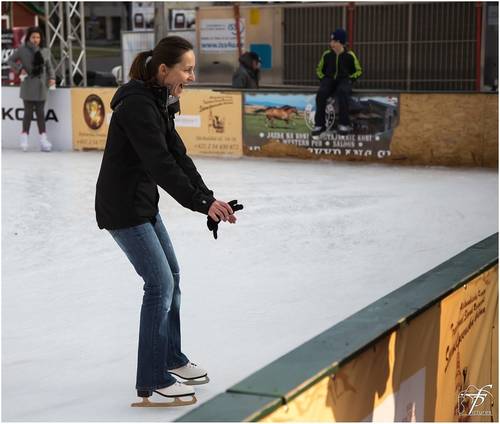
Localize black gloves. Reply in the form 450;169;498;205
207;199;244;239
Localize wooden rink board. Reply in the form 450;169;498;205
177;234;499;422
245;93;498;168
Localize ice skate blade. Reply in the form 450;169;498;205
131;395;197;407
182;375;210;385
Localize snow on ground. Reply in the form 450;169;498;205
2;150;498;421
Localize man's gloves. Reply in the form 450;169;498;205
207;199;244;239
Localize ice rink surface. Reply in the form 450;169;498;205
2;150;498;421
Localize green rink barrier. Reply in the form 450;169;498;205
177;233;498;422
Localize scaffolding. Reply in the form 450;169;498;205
44;1;87;86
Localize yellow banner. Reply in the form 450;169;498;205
262;266;498;422
175;89;243;157
262;306;439;422
71;88;116;150
435;266;498;421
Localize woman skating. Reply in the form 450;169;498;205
95;36;241;407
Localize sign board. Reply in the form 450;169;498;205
1;86;73;151
71;88;116;150
200;19;245;52
175;89;243;157
244;92;399;160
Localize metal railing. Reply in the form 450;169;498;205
283;2;479;91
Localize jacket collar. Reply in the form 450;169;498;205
26;41;40;52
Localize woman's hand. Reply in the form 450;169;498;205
207;200;243;239
208;200;235;223
48;79;56;87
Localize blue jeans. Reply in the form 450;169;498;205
108;213;189;391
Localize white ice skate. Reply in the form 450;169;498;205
39;133;52;152
131;382;196;407
20;133;28;152
168;362;210;385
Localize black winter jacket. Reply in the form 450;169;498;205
316;48;362;81
95;80;215;230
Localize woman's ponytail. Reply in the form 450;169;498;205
129;50;154;81
128;37;193;84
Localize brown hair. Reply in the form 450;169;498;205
129;36;193;85
25;26;45;47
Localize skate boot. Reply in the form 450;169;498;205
39;133;52;152
131;382;196;407
20;133;28;152
169;362;209;385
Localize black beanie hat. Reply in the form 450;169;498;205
330;28;347;44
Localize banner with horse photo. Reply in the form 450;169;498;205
243;92;400;160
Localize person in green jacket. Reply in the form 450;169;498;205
312;29;362;137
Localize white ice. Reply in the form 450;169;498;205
2;150;498;421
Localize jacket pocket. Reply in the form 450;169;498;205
133;175;158;219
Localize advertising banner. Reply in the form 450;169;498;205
2;27;28;86
175;89;243;157
71;88;116;150
1;86;73;151
261;266;498;422
2;29;14;85
435;266;498;421
243;93;399;160
262;306;439;422
200;19;245;52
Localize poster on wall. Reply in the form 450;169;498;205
169;9;196;30
131;2;155;30
175;89;243;157
243;93;399;159
200;19;245;52
71;88;116;150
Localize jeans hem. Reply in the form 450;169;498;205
167;358;190;370
136;379;177;391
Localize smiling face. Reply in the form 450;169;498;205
29;32;41;46
156;49;195;97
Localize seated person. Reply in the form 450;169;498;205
312;28;362;137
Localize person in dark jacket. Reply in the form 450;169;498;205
232;51;260;88
312;29;362;137
95;36;240;405
7;26;55;152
